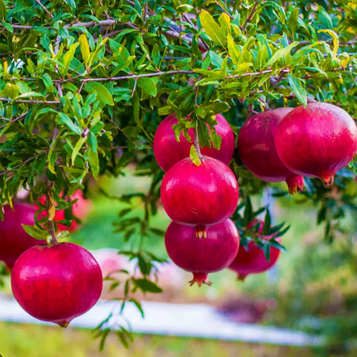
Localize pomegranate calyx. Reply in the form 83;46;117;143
189;273;212;287
321;174;334;188
195;225;207;239
286;175;305;195
237;274;247;281
58;321;70;328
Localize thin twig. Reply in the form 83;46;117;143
242;0;259;31
0;97;61;104
215;1;233;19
35;0;54;18
0;111;29;130
0;150;46;177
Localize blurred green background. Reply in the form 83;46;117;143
2;170;357;356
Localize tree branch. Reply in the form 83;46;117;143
0;111;29;130
0;97;61;104
242;0;259;31
35;0;54;19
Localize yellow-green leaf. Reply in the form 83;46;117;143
218;13;231;37
190;144;201;166
318;29;339;58
227;35;240;64
79;34;90;68
199;10;226;47
265;42;299;67
63;42;79;72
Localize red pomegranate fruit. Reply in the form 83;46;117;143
229;221;280;280
11;242;103;327
165;219;240;286
275;102;357;187
39;190;92;231
0;203;45;269
161;156;239;236
238;108;305;194
153;114;235;172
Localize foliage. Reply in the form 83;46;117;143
1;0;357;349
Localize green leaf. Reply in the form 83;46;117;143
288;74;307;106
133;278;163;293
63;43;79;72
87;132;99;179
22;224;47;240
227;35;240;64
85;82;114;106
79;34;91;67
265;42;299;67
72;136;86;164
199;10;226;47
137;78;157;97
318;29;339;58
288;9;299;39
190;145;201;166
57;113;82;135
0;0;7;21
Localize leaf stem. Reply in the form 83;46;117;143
193;127;202;159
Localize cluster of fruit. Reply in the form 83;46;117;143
154;102;357;286
0;193;103;328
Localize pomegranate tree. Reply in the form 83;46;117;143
0;204;46;269
165;219;240;286
11;242;103;327
161;156;239;236
275;102;357;186
153;114;235;171
238;108;305;194
229;221;281;280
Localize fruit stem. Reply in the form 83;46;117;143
193;127;203;159
46;189;58;246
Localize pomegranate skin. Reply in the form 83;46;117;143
275;102;357;186
161;156;239;228
0;204;46;269
229;221;280;280
165;219;240;286
238;108;304;194
153;114;235;172
11;242;103;327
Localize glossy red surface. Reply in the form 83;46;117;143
161;156;239;226
165;219;240;286
238;108;304;194
153;114;235;172
275;102;357;186
0;203;46;268
11;242;103;327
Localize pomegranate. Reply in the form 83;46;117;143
165;219;240;286
153;114;235;172
11;242;103;327
161;156;239;235
0;204;46;269
39;190;92;231
275;102;357;187
229;221;280;280
238;108;305;194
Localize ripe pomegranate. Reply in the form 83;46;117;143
0;204;45;269
229;221;280;280
161;156;239;235
238;108;305;194
39;190;92;231
153;114;235;171
275;102;357;187
11;242;102;327
165;219;240;286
